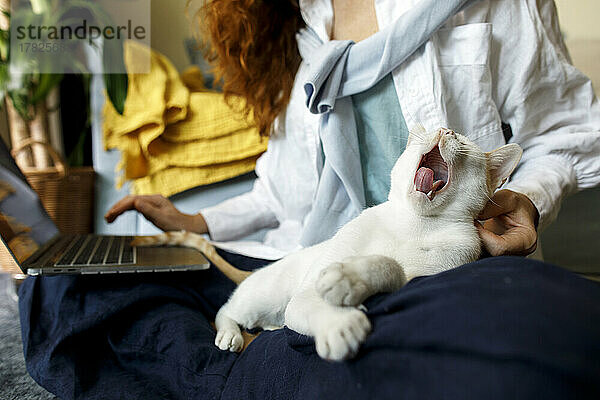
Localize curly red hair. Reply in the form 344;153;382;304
191;0;304;136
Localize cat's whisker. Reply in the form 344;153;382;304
404;113;431;143
411;121;427;134
407;129;427;143
457;126;514;143
404;105;514;146
482;191;502;209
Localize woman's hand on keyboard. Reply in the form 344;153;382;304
105;195;208;234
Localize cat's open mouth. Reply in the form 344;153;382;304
414;145;449;201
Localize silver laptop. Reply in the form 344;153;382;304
0;139;210;275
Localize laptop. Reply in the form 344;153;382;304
0;139;210;275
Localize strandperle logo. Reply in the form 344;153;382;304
9;0;151;74
15;19;147;46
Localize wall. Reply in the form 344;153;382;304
554;0;600;95
150;0;198;71
555;0;600;40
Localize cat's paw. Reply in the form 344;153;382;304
314;309;371;361
316;262;369;306
215;328;244;352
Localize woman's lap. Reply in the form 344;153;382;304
361;256;600;398
19;254;600;399
225;256;600;400
18;250;270;399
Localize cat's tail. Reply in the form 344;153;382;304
131;231;252;284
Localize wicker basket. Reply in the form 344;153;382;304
10;139;95;235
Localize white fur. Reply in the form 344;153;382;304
190;129;521;361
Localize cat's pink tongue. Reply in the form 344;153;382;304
415;167;434;193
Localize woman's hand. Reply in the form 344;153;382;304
104;195;208;234
475;189;539;257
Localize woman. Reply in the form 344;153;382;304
107;0;593;259
20;0;600;399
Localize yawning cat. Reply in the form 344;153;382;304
133;128;522;361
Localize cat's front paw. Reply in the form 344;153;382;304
215;328;244;353
314;309;371;361
316;262;369;306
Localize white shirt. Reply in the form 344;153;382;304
201;0;600;260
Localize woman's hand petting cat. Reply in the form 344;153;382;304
475;190;539;257
104;195;208;234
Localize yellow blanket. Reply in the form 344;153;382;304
103;41;267;197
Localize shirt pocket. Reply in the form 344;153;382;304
436;23;492;66
434;23;505;148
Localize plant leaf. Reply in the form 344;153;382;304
102;36;128;114
103;72;128;115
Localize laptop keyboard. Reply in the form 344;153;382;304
55;236;136;267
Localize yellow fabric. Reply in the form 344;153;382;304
103;41;267;197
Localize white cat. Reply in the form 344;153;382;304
134;128;522;361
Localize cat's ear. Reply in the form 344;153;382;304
486;143;523;189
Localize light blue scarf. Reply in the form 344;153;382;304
298;0;478;246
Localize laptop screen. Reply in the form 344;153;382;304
0;138;59;265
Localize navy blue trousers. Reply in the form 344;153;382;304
19;253;600;400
